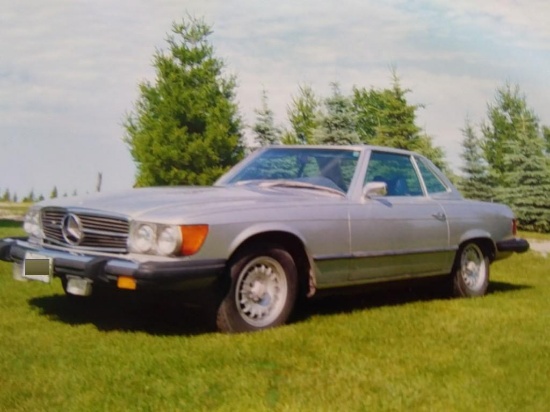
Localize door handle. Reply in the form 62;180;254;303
432;212;446;221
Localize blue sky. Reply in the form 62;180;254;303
1;0;549;198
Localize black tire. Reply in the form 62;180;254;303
452;242;490;297
216;245;298;333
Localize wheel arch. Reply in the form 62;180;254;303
457;236;496;262
227;229;315;299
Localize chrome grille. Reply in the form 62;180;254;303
41;208;129;253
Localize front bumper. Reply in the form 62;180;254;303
0;237;226;291
496;237;530;254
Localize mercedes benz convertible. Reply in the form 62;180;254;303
0;145;529;332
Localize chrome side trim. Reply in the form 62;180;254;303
314;246;458;261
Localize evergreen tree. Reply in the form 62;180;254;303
481;83;537;185
458;119;493;201
2;189;10;202
124;16;244;186
543;126;550;155
353;73;446;169
22;189;35;203
50;186;58;199
314;83;360;145
283;85;320;144
494;112;550;232
252;89;281;146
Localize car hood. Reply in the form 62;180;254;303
36;185;343;222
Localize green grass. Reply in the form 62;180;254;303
1;224;549;411
519;230;550;241
0;202;31;219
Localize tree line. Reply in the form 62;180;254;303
1;173;103;204
124;16;446;184
0;187;79;203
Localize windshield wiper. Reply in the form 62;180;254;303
258;180;346;197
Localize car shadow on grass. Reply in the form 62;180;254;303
293;279;531;321
27;279;530;335
28;290;220;336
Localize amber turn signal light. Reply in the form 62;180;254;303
180;225;209;256
117;276;137;290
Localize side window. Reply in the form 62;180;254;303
415;157;449;194
365;152;423;196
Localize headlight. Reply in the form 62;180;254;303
129;222;208;257
133;224;156;253
157;226;181;256
23;208;43;239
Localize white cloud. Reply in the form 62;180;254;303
428;0;550;49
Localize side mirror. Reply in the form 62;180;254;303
362;181;387;199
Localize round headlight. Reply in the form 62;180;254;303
134;224;155;253
157;226;181;256
24;210;43;239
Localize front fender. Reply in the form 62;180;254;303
227;222;309;258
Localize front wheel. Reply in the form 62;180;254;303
216;245;298;333
452;242;490;297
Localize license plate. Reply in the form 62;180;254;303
23;252;53;283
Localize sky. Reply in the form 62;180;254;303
1;0;549;199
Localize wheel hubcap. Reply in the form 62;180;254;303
460;244;486;290
235;256;288;327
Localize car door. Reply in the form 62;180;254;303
348;151;451;282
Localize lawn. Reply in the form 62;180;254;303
0;202;30;220
0;222;549;411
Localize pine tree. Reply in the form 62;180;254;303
252;89;281;146
314;83;360;145
22;189;35;203
284;85;320;144
458;119;493;201
124;16;244;186
353;73;446;169
494;113;550;232
543;126;550;155
2;189;10;202
50;186;58;199
482;83;533;185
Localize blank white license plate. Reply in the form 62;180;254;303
23;252;53;283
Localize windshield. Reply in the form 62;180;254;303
219;147;361;194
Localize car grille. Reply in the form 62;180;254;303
41;208;129;253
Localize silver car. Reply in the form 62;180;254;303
0;145;529;332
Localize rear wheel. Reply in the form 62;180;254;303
216;245;298;333
452;242;490;297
